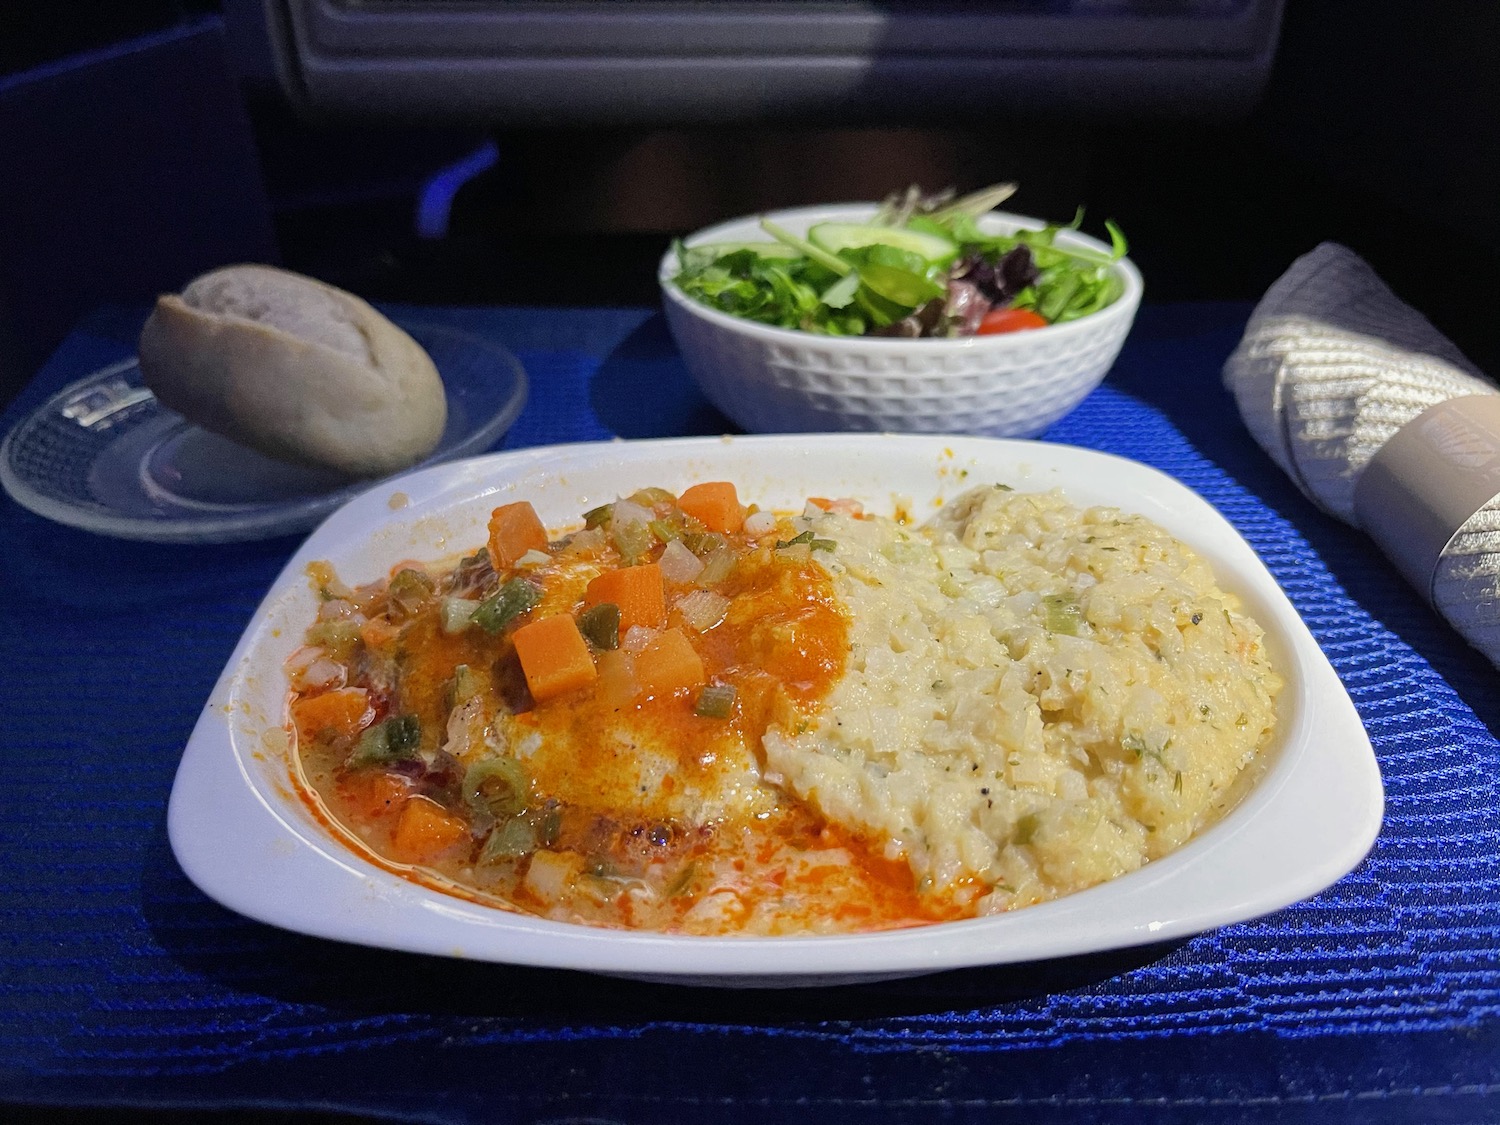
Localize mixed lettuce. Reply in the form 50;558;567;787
671;184;1128;338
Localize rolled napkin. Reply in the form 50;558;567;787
1224;241;1500;666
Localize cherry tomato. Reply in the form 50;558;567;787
976;308;1050;335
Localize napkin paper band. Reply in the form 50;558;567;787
1354;394;1500;605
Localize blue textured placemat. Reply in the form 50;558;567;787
3;303;1498;1124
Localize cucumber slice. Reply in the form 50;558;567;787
858;262;946;308
807;223;960;266
690;241;804;261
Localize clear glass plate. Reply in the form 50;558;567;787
0;321;528;543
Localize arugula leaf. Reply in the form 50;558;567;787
819;270;861;310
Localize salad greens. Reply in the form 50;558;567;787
671;183;1128;339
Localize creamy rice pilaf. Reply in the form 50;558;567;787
766;484;1283;914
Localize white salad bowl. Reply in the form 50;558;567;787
168;434;1381;988
659;205;1143;437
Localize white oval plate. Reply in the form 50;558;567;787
167;434;1382;987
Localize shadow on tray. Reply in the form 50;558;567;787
139;809;1184;1028
589;314;735;440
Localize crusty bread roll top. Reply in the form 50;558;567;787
138;264;447;477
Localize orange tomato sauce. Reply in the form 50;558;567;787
290;488;968;934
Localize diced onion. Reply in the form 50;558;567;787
696;548;735;587
440;597;479;634
524;850;580;905
629;487;677;508
743;510;779;536
611;499;654;527
293;656;346;692
316;598;359;622
595;649;639;707
350;582;385;614
515;549;551;569
563;527;607;555
286;645;318;672
658;540;705;583
309;565;352;601
608;499;657;562
622;625;659;653
677;589;729;632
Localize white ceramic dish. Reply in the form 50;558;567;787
167;434;1382;987
659;206;1142;437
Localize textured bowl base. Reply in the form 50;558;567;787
664;296;1135;438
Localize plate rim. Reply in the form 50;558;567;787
166;433;1383;985
0;320;528;544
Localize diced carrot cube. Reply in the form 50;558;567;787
390;796;470;864
634;628;706;698
341;770;411;820
512;613;598;702
677;482;745;533
583;563;666;630
291;687;372;743
488;501;550;568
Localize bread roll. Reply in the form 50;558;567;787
138;264;447;477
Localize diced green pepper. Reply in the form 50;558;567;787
478;816;538;864
387;568;435;620
471;578;542;635
683;531;728;556
537;801;563;847
463;756;529;819
347;714;422;768
694;683;736;719
577;602;621;650
612;519;654;564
